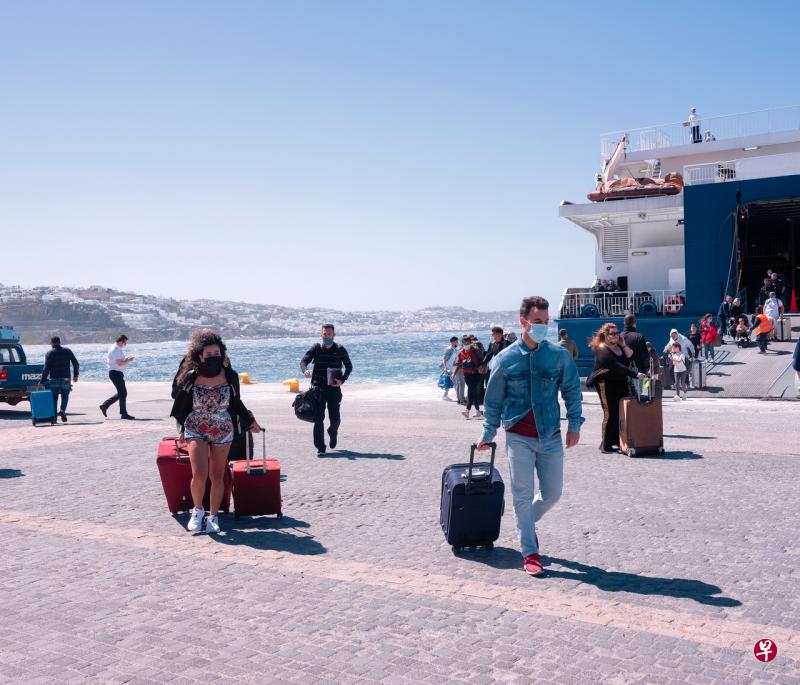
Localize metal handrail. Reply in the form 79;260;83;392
558;289;687;319
600;105;800;157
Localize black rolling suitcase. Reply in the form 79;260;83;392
440;442;504;554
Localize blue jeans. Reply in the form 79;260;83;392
702;343;715;361
506;431;564;557
47;378;71;413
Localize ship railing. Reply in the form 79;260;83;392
684;150;800;186
683;160;738;185
600;105;800;157
558;289;687;319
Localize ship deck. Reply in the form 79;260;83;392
694;337;798;399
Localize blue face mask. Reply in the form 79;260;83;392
322;337;334;346
525;322;549;344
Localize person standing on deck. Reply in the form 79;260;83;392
688;107;701;144
763;292;784;339
717;295;733;343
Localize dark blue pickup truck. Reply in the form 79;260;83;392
0;326;44;406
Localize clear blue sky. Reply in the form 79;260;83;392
2;1;798;312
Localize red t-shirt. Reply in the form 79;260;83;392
508;410;538;438
457;348;481;374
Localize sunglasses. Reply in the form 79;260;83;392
607;331;619;336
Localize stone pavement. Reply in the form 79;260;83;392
1;382;798;684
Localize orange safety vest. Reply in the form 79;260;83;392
753;313;774;336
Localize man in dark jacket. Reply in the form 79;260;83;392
39;336;79;422
482;327;511;374
757;278;773;308
717;295;733;343
621;315;649;373
301;323;353;456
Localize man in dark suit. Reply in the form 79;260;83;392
621;315;649;374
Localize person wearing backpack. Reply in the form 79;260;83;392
452;334;484;419
300;323;353;456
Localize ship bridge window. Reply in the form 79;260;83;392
601;224;630;263
736;199;800;309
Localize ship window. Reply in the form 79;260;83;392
602;224;630;263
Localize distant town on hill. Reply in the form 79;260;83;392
0;284;519;344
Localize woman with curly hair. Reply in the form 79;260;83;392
170;329;262;533
586;322;645;454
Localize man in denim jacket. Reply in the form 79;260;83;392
477;296;584;577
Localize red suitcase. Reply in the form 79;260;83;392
231;432;282;519
156;436;232;514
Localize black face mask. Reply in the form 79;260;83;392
198;355;224;377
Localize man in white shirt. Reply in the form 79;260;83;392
688;107;701;144
763;292;784;339
100;334;135;420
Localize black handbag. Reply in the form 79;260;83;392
292;387;320;422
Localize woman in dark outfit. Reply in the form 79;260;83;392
587;323;645;453
171;330;261;534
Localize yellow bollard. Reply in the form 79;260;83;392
239;372;251;385
282;378;300;392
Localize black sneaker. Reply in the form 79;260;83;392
121;414;136;420
317;449;326;457
59;412;68;423
99;405;108;418
328;434;337;449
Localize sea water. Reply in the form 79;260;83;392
24;329;558;385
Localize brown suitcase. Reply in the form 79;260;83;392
618;389;664;457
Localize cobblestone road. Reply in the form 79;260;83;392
1;382;798;684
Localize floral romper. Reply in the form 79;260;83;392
184;384;235;445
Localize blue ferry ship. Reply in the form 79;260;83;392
555;105;800;374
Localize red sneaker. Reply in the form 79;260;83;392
523;554;544;577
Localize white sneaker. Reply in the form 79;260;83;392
473;410;483;418
205;514;220;534
462;410;470;419
187;507;204;532
681;395;687;401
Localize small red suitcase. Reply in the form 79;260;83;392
231;432;282;519
156;436;231;514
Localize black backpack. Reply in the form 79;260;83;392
293;387;321;423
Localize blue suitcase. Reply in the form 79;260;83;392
30;390;56;426
440;442;504;554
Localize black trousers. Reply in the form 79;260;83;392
102;370;128;416
691;125;701;143
464;373;482;411
596;380;629;451
757;332;769;352
314;385;342;450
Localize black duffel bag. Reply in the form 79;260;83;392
293;387;320;422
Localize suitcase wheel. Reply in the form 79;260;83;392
628;448;636;457
31;418;36;426
234;512;241;520
51;418;57;425
277;512;283;519
657;447;665;455
484;542;494;550
452;545;462;555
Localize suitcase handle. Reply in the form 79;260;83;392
467;442;497;492
244;431;268;475
173;437;190;463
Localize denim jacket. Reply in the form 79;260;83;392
480;339;584;443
